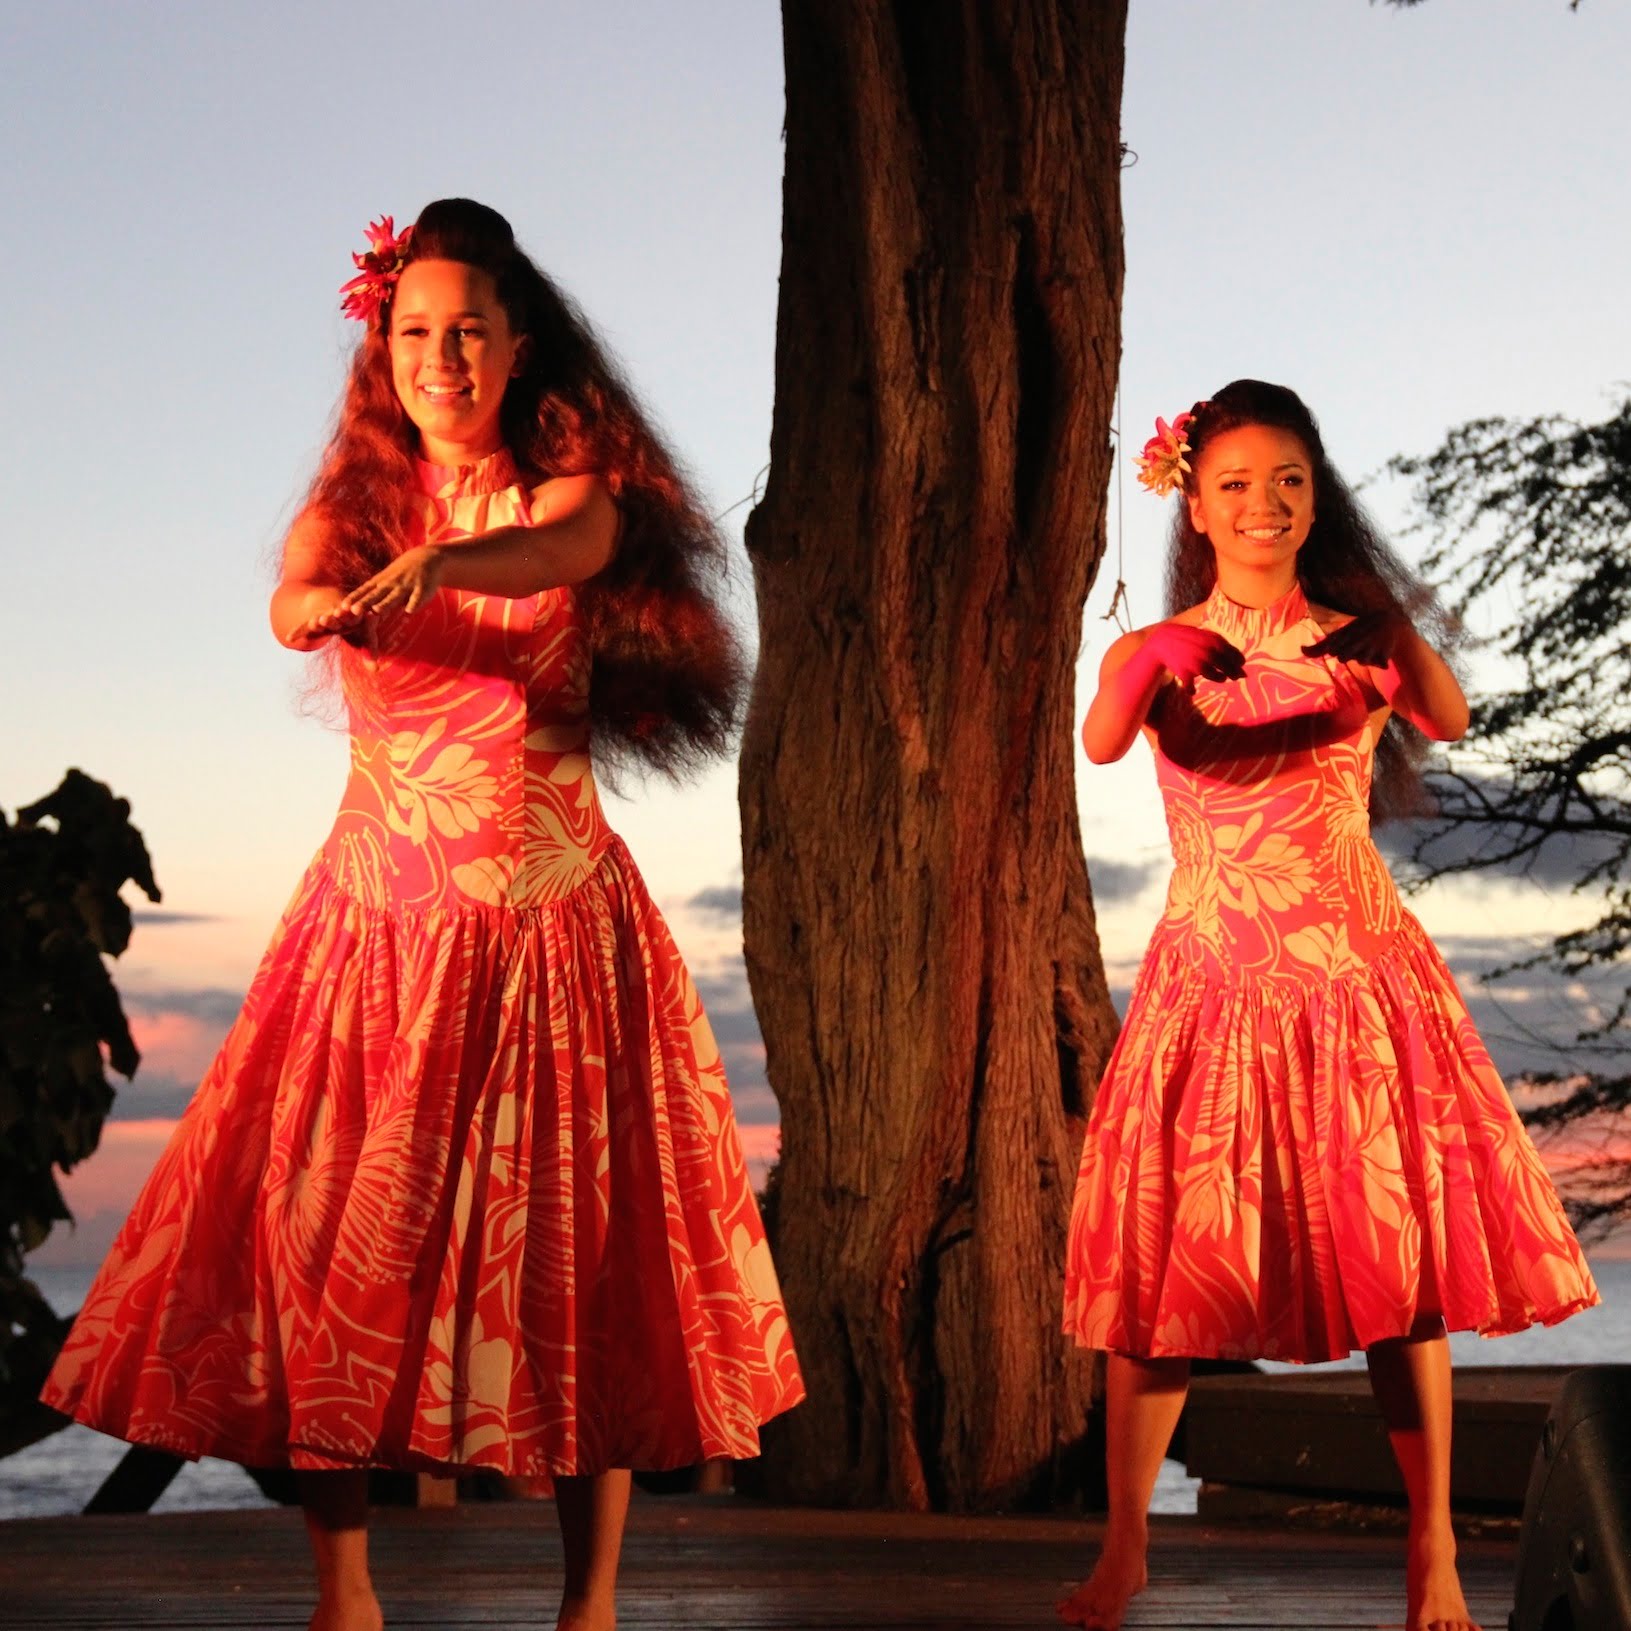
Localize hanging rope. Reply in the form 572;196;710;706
713;462;771;526
1102;381;1132;634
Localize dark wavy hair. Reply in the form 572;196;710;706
1165;379;1455;821
289;197;743;782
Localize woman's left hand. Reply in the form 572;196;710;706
1302;608;1408;669
1308;606;1468;739
339;545;446;619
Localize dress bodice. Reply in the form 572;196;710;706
324;450;612;912
1150;582;1399;985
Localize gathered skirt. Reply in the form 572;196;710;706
43;836;804;1473
1063;913;1599;1363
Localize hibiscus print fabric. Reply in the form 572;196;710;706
44;451;805;1474
1063;584;1598;1363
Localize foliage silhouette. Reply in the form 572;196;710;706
1;770;157;1451
1392;395;1631;1238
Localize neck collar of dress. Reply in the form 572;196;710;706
413;446;519;498
1203;579;1310;643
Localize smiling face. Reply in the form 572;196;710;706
1185;422;1316;592
388;258;525;464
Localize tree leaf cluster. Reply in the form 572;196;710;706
0;770;158;1401
1520;1070;1631;1242
1391;396;1631;1236
1391;397;1631;1016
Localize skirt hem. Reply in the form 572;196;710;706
41;1390;806;1480
1062;1287;1602;1366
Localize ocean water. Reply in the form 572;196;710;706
5;1260;1627;1521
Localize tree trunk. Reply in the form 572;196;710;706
740;0;1127;1511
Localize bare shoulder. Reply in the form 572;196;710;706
522;472;621;584
1092;624;1143;680
1306;599;1355;635
1097;606;1201;679
525;471;615;518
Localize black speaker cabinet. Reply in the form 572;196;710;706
1510;1366;1631;1631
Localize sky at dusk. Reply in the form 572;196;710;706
4;0;1630;1266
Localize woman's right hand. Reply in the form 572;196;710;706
289;597;368;648
274;583;367;650
1081;620;1245;764
1139;622;1247;687
271;512;373;650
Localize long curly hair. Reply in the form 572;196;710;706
1164;379;1455;821
290;197;744;783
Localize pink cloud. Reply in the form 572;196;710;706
124;1009;229;1084
30;1120;181;1269
738;1122;781;1190
59;1119;177;1207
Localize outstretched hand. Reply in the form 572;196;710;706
286;597;368;649
1143;623;1247;687
339;545;446;620
1302;608;1407;668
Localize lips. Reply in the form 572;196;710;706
419;383;470;402
1240;526;1289;541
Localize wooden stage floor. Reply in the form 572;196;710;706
0;1496;1519;1630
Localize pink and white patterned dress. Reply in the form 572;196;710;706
45;450;805;1473
1063;582;1598;1363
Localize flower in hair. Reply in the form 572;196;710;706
1134;412;1195;497
339;215;414;324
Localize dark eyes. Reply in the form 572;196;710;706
1219;474;1304;491
394;326;486;340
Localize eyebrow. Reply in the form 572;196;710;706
392;309;492;322
1214;462;1307;476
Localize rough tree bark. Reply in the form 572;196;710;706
739;0;1127;1511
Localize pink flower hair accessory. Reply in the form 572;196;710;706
339;215;414;325
1134;411;1197;497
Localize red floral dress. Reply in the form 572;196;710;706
44;451;805;1473
1063;583;1599;1362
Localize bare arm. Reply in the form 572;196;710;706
270;512;357;650
1081;630;1162;765
338;474;620;619
1081;622;1246;764
1373;625;1469;741
438;474;619;596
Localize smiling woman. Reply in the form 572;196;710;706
270;199;741;782
388;259;527;465
1183;423;1315;578
40;196;804;1631
1060;379;1598;1631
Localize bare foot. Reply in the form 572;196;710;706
556;1592;615;1631
1406;1523;1481;1631
1056;1528;1149;1629
308;1585;384;1631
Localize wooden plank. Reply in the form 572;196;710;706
1184;1363;1574;1509
414;1473;457;1509
0;1498;1520;1630
1194;1482;1522;1537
